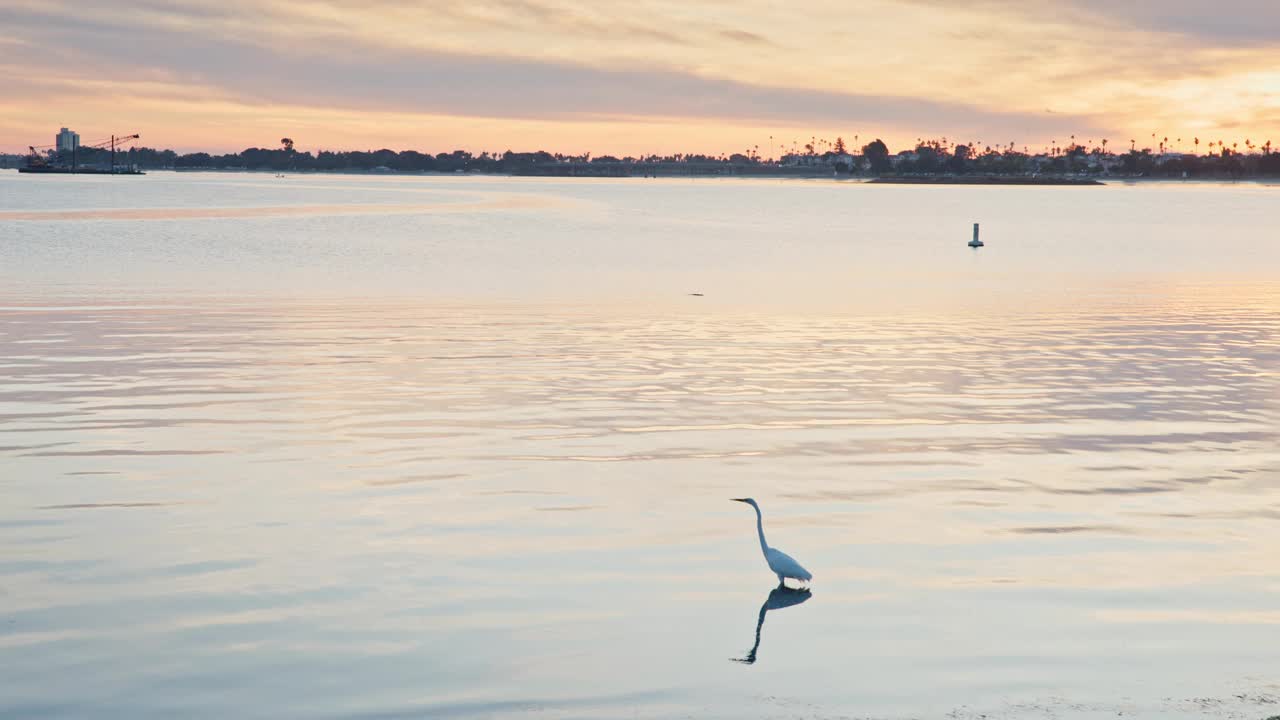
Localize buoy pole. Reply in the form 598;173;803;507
973;223;980;244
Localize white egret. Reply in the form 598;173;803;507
731;498;813;587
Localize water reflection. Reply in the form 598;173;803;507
0;193;565;222
731;586;812;665
2;239;1280;717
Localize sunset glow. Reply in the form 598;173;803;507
3;0;1280;155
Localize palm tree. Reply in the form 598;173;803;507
279;138;296;171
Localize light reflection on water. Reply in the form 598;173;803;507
0;193;567;221
2;297;1278;718
2;174;1280;718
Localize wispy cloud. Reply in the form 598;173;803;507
1;0;1277;153
2;5;1102;137
719;29;772;46
1036;0;1280;45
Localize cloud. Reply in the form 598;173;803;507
2;0;1277;152
1;5;1103;142
1059;0;1280;45
898;0;1280;41
719;29;772;46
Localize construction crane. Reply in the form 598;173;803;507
81;133;141;172
84;133;140;150
26;143;54;168
21;132;143;174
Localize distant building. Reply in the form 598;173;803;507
892;150;919;167
780;153;827;167
56;127;80;153
780;152;859;169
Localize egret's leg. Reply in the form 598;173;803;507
776;574;785;587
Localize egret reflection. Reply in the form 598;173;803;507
731;586;812;665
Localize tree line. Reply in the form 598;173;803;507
18;135;1280;177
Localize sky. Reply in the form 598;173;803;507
2;0;1280;156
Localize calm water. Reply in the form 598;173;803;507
2;171;1280;719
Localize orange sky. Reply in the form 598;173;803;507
3;1;1279;156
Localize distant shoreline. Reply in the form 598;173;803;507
164;166;847;179
135;168;1104;184
10;167;1280;187
118;167;1108;183
869;175;1104;186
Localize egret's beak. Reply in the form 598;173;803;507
730;498;748;503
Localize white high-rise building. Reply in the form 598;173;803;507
56;127;80;153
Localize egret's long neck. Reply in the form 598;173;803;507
753;504;768;554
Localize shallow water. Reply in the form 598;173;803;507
2;172;1279;718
